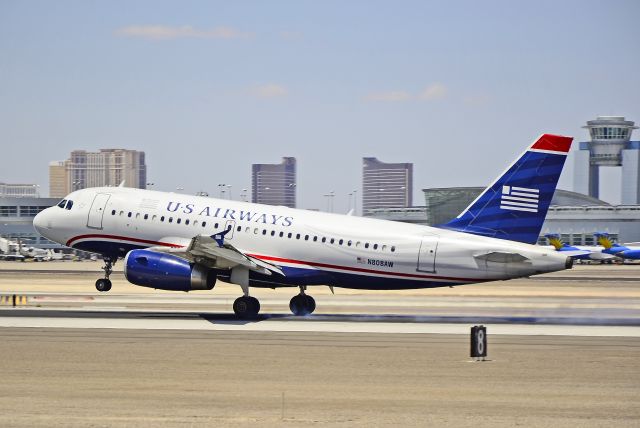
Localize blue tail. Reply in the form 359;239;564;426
439;134;573;244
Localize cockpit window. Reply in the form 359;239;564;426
57;199;67;208
65;200;73;210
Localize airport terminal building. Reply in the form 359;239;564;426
366;187;640;244
0;197;61;250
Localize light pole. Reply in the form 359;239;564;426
226;185;232;200
323;191;335;213
352;189;358;215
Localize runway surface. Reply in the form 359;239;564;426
0;262;639;426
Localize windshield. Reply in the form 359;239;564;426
57;199;67;208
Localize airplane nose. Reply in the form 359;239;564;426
33;209;50;235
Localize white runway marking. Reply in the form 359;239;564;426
1;316;639;337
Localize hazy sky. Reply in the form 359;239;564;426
1;0;639;211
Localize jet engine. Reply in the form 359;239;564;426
124;249;216;291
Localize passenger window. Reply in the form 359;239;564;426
373;244;378;250
279;232;284;237
391;246;396;252
185;219;190;225
382;245;387;251
202;221;207;227
152;215;157;221
365;243;369;249
128;212;132;218
160;216;165;222
271;231;275;236
356;241;361;247
322;237;326;243
236;226;241;232
348;240;352;246
119;211;124;216
245;227;250;233
144;214;149;220
262;229;267;235
254;228;259;234
215;223;219;228
193;220;198;226
330;238;335;244
338;239;343;245
168;217;173;223
296;234;300;239
288;233;292;238
112;210;116;215
304;235;309;241
135;213;140;219
177;218;181;224
313;236;318;242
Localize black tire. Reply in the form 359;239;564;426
290;294;315;316
95;278;111;292
233;296;259;319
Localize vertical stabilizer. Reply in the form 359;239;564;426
439;134;573;244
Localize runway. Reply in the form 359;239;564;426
0;262;639;426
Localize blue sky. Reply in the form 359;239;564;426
1;0;639;210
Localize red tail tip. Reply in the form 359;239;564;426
530;134;573;153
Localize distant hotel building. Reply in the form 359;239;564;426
49;149;147;198
252;157;296;208
0;183;39;198
362;157;413;214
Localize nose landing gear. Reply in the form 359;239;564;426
95;257;115;292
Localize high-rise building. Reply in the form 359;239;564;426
362;157;413;214
0;183;39;198
49;149;147;198
574;116;640;204
252;157;296;208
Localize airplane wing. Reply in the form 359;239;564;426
149;231;284;277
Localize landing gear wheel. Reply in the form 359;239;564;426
289;294;316;316
95;278;112;292
233;296;260;319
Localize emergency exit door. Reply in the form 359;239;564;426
87;193;111;229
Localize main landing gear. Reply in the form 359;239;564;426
95;257;115;292
231;285;317;319
289;286;316;316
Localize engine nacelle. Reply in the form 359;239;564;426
124;249;216;291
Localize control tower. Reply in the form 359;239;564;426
574;116;640;204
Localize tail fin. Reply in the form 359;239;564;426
545;234;566;250
594;232;615;249
439;134;573;244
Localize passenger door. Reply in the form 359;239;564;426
87;193;111;229
417;234;439;273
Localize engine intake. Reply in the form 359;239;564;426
124;249;216;291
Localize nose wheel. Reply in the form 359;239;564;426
96;257;115;292
290;288;316;316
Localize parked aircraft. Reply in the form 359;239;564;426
33;134;574;318
595;233;640;260
544;234;615;261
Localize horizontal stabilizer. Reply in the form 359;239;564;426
474;251;529;263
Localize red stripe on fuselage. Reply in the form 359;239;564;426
66;233;484;283
66;234;184;248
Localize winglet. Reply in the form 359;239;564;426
211;226;232;247
118;180;125;187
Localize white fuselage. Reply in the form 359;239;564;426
34;187;570;290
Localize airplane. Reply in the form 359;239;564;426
33;134;574;318
595;233;640;260
544;234;616;262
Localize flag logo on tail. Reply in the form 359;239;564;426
500;185;539;213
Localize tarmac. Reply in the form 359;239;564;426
0;261;639;427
